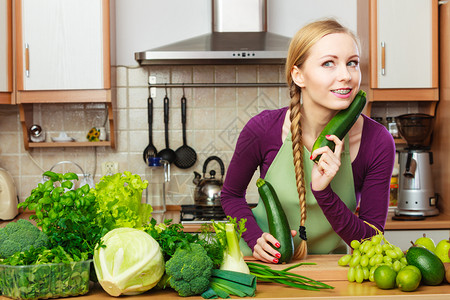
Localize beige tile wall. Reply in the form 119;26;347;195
1;64;427;207
0;64;290;206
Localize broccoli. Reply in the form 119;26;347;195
165;243;214;297
0;219;49;258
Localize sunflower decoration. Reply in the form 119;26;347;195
87;127;100;142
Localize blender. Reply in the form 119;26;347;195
394;113;438;217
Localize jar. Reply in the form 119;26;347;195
386;117;399;138
29;124;45;142
98;127;106;141
389;175;398;207
145;157;170;214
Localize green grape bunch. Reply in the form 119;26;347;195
337;222;407;284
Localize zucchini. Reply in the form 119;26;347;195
311;89;367;163
256;178;294;263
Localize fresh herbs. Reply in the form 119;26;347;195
247;262;334;291
18;171;103;259
144;218;224;267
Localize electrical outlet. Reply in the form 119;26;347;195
102;161;119;176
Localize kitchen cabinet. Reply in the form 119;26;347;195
357;0;439;116
16;0;108;91
0;0;13;104
13;0;114;150
432;1;450;217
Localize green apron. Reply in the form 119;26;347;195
240;132;357;255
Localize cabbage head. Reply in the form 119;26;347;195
93;227;165;296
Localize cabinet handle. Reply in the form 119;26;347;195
25;43;30;78
381;42;386;76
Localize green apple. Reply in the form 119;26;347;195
434;238;450;263
414;233;436;252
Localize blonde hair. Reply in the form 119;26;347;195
285;19;359;260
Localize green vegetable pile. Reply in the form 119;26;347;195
16;170;152;261
1;170;153;299
0;170;335;299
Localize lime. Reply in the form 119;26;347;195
401;265;422;278
374;265;397;289
396;267;421;292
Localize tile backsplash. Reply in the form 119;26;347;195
0;64;289;205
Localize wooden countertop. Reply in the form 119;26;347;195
385;211;450;230
168;208;450;233
6;208;449;234
1;212;450;299
2;255;447;300
4;207;449;233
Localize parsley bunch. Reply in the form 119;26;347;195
144;218;224;267
18;171;104;259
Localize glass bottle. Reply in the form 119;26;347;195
386;117;399;138
389;175;398;207
145;157;170;214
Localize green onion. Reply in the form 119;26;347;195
211;269;256;287
201;287;219;299
247;262;334;291
201;269;256;299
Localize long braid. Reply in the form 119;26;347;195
288;82;308;260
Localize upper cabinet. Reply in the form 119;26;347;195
15;0;111;103
0;0;13;104
13;0;114;149
358;0;439;106
17;0;108;92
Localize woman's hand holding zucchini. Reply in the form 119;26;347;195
310;134;344;191
252;230;297;264
255;178;295;264
310;90;366;191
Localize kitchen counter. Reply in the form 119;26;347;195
1;212;449;299
1;255;447;300
384;211;450;230
5;207;450;233
163;207;450;233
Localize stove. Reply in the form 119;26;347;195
180;204;227;224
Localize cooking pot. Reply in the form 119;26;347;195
0;167;18;220
192;156;225;206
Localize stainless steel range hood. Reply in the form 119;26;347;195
135;0;291;66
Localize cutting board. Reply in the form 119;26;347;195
245;254;348;282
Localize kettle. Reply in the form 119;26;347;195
193;156;225;206
0;167;18;220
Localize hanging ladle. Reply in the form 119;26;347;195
157;89;176;164
143;96;157;164
174;88;197;169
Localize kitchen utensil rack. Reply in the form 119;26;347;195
148;82;287;88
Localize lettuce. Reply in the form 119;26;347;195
90;171;153;230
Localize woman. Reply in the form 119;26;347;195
220;19;395;264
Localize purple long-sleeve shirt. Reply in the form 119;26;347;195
220;107;396;251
